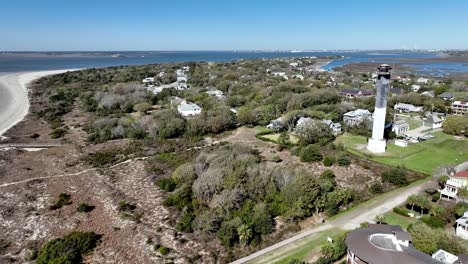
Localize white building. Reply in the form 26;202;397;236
271;72;288;80
417;77;430;84
292;74;304;80
142;77;155;85
440;171;468;201
177;101;202;117
452;101;468;115
289;62;299;67
267;117;285;131
394;103;422;113
456;211;468;240
206;90;225;98
343;109;372;126
177;83;188;90
432;249;460;264
392;120;409;135
411;84;421;92
322;119;342;135
424;115;443;129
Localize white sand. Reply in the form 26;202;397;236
0;69;81;137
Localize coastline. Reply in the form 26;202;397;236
0;69;81;138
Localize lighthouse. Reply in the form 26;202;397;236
367;64;392;153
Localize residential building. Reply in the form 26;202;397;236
421;90;435;97
206;90;225;98
417;77;430;84
392;120;409;135
346;224;441;264
322;119;342;135
440;171;468;200
424;114;443;129
292;74;304;80
266;117;285;131
439;92;454;101
456;211;468;240
271;72;288;80
432;249;460;264
390;87;404;96
343;109;372;126
340;89;374;99
295;117;313;128
177;101;202;117
411;84;421;92
177;83;188;90
394;103;422;113
452;101;468;115
142;77;155;85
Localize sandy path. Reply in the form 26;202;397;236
0;69;81;137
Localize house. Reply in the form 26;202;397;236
177;76;188;83
177;101;202;117
267;117;285;131
271;72;288;80
392;120;409;135
142;77;155;85
417;77;430;84
424;114;443;129
322;119;342;135
432;249;460;264
411;84;421;92
440;171;468;200
439;92;454;101
295;117;313;128
456;211;468;240
452;101;468;115
206;90;225;98
345;224;441;264
292;74;304;80
401;77;412;84
394;103;422;113
340;89;374;99
421;90;435;97
177;83;188;90
289;62;299;67
390;88;404;96
343;109;372;126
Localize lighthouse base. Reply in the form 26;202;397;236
367;138;386;153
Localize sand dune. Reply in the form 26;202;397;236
0;69;81;138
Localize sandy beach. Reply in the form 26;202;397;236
0;69;80;138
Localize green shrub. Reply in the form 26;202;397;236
155;177;176;192
381;167;408;186
159;246;170;255
118;201;136;212
50;128;67;139
153;244;160;251
320;169;335;179
393;207;410;217
176;211;195;232
421;215;445;229
323;156;334;167
36;231;100;264
300;144;322;162
77;203;95;213
337;154;351;166
49;193;72;210
369;183;383;194
272;155;282;163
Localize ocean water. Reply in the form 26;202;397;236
0;51;467;76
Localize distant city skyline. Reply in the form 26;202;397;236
2;0;468;51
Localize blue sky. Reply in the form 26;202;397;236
1;0;468;51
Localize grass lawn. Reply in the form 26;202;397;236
336;132;468;174
382;211;416;231
262;133;300;145
248;228;343;264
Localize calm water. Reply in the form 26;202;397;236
0;51;467;76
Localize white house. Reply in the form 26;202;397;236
392;120;409;135
206;90;225;98
424;115;443;129
292;74;304;80
343;109;372;126
271;72;288;80
177;83;188;91
177;101;202;117
411;84;421;92
394;103;422;113
432;249;460;264
177;76;188;83
421;90;435;98
142;77;155;85
440;171;468;201
456;211;468;240
290;62;299;67
267;117;285;131
452;101;468;115
417;77;430;84
322;119;342;135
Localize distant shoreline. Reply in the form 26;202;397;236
0;69;81;138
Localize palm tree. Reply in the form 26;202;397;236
237;224;252;246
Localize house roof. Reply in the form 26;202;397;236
439;92;454;98
177;102;201;112
454;171;468;178
422;90;435;97
346;224;441;264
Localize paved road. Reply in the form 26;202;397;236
230;180;431;264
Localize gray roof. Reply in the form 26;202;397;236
177;102;201;112
346;224;442;264
439;92;454;98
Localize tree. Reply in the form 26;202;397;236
443;115;468;136
454;202;468;218
300;144;323;162
133;102;151;113
278;132;290;147
237;224;253;246
381;167;408;186
407;222;438;254
295;120;334;145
